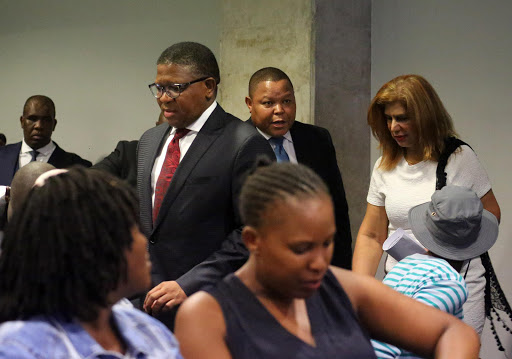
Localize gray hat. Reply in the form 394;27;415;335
408;185;498;261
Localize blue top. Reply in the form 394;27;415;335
0;305;183;359
209;269;377;359
372;253;468;358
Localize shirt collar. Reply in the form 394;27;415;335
55;307;153;358
255;127;292;143
21;139;56;156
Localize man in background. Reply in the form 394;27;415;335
0;95;91;229
245;67;352;269
0;95;91;187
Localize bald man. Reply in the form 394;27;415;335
0;162;55;247
7;162;56;222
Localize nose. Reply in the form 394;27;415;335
159;91;174;103
308;249;329;273
273;103;284;114
33;119;43;129
389;118;400;133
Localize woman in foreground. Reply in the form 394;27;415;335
175;161;479;359
0;168;183;358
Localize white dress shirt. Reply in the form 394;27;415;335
255;128;298;164
19;140;56;168
151;101;217;207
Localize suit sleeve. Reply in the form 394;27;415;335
175;133;275;294
323;129;352;269
93;141;126;176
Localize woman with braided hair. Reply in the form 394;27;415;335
352;74;501;336
174;160;479;359
0;168;183;358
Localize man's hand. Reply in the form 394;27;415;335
143;281;187;315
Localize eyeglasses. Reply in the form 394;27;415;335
148;77;210;99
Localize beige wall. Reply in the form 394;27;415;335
218;0;313;123
0;0;221;163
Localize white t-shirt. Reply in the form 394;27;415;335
367;145;491;334
367;145;491;270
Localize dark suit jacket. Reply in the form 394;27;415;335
138;105;275;299
0;141;92;186
93;140;138;187
248;119;353;269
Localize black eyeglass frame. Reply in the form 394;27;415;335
148;77;210;99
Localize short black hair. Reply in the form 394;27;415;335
23;95;56;118
239;158;329;228
0;133;6;144
0;168;139;322
157;42;220;85
248;67;293;97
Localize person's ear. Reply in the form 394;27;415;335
242;226;261;255
53;118;57;131
20;116;24;128
245;96;253;113
204;78;217;99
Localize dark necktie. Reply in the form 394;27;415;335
29;150;39;162
269;137;290;162
153;128;190;223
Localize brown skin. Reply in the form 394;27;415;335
175;194;480;359
156;111;166;126
384;102;422;164
81;226;152;354
245;79;296;137
144;63;217;314
20;100;57;150
156;63;216;129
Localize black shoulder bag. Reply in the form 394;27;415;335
436;137;512;352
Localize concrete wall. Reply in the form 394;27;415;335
0;0;221;163
218;0;313;123
372;1;512;356
314;0;371;243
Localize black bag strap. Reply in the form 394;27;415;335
435;137;470;190
436;137;511;352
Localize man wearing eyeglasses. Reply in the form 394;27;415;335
139;42;274;329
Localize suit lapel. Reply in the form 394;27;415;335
47;143;64;167
289;122;313;165
139;124;171;234
152;106;226;232
0;142;22;184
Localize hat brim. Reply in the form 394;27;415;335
408;202;499;261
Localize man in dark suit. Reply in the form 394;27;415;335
93;140;138;188
92;111;166;188
139;42;274;327
0;95;91;228
245;67;352;269
0;95;92;187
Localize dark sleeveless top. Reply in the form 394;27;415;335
208;270;377;359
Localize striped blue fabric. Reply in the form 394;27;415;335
372;253;468;359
